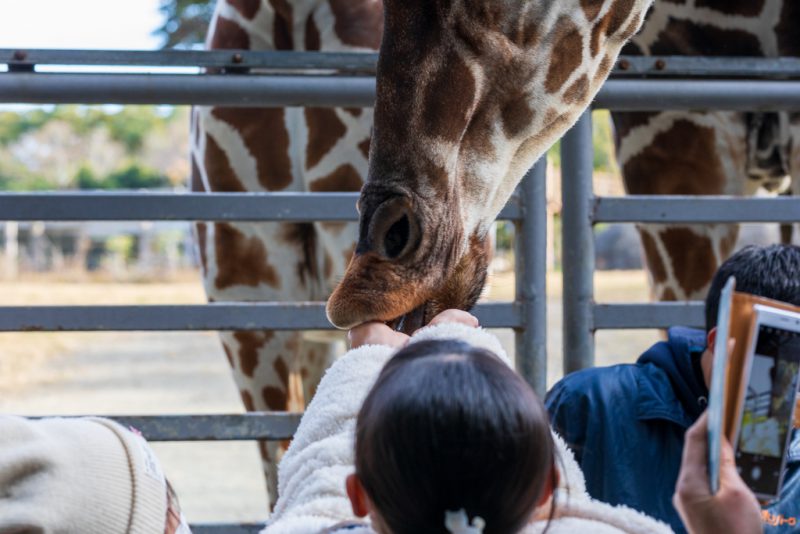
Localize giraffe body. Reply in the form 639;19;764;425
191;0;382;507
613;0;800;301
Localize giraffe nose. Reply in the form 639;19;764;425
364;197;420;260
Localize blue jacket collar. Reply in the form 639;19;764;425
635;327;708;428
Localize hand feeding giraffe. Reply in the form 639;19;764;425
612;0;800;302
191;0;382;507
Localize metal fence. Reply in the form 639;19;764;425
2;49;800;532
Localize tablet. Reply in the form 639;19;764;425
734;304;800;500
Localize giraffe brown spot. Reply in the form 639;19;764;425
605;0;638;38
422;51;476;141
268;0;293;50
281;223;318;288
257;441;270;462
211;108;293;191
262;386;287;411
695;0;765;17
650;19;763;56
344;108;363;117
234;331;273;378
590;13;611;57
510;12;541;48
190;154;204;192
240;390;256;411
618;13;642;42
639;231;668;283
661;288;678;301
462;105;497;157
273;357;289;387
358;138;371;159
204;134;247;192
501;93;535;137
593;54;614;86
563;75;590;105
196;222;209;272
580;0;604;22
660;228;717;297
310;164;363;192
210;16;250;50
305;13;321;50
324;252;334;279
623;120;726;195
328;0;383;50
227;0;260;19
214;223;281;290
305;108;348;169
545;18;584;94
777;1;800;56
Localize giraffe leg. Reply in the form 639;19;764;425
220;330;307;510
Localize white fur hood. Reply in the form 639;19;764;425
261;322;673;534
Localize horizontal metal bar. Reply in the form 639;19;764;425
611;56;800;79
0;302;521;331
2;48;377;73
3;73;800;110
595;79;800;111
0;192;520;222
0;73;377;107
190;525;263;534
26;414;301;441
6;50;800;79
594;196;800;224
594;302;705;330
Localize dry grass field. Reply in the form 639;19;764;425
0;269;664;523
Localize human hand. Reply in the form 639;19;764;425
348;322;410;349
427;309;480;329
673;413;763;534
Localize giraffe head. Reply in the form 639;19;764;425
327;0;651;332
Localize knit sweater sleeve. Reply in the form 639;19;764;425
261;342;395;534
262;323;510;534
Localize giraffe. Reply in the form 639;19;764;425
190;0;382;507
326;0;655;332
612;0;800;302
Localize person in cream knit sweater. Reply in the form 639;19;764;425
262;311;672;534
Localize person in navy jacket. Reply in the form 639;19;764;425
546;244;800;533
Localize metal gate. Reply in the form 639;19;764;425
2;49;800;532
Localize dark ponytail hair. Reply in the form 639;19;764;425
355;339;555;534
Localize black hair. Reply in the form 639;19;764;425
706;244;800;333
355;339;554;534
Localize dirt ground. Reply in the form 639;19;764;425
0;270;662;524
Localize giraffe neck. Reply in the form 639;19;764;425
327;0;654;329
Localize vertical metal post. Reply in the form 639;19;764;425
561;112;595;374
515;158;548;397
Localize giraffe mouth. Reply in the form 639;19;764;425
387;303;429;336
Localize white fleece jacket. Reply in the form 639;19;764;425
261;323;673;534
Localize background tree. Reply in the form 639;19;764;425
154;0;215;48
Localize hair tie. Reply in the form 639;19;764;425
444;509;486;534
